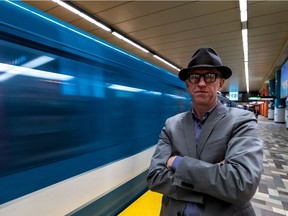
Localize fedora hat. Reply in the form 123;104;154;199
178;47;232;81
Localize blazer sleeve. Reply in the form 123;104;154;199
146;114;205;204
172;109;263;206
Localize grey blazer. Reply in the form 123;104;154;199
147;101;263;216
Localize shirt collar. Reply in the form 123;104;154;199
192;103;217;122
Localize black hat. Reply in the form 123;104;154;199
178;47;232;81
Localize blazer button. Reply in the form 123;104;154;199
181;182;194;189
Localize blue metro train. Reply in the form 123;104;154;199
0;1;191;215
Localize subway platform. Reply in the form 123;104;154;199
119;115;288;216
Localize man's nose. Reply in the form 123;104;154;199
197;76;206;85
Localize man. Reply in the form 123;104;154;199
147;48;263;216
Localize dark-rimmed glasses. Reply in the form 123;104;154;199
187;73;222;83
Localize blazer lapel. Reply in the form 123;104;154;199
196;102;228;157
182;110;198;158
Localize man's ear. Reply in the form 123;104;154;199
219;79;225;90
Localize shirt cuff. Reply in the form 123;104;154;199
171;156;183;170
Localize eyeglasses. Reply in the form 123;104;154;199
187;73;222;83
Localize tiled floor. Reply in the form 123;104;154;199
252;116;288;216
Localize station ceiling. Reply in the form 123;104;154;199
24;1;288;93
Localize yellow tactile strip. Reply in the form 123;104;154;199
118;190;162;216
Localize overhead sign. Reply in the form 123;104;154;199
229;92;238;101
248;97;261;100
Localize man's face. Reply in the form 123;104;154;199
185;68;225;107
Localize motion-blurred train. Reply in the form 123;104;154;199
0;1;191;215
0;1;233;215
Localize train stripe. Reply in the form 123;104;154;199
0;146;156;216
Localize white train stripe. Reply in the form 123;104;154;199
0;146;156;216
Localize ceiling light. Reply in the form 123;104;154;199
112;32;149;54
51;0;111;32
153;55;180;71
239;0;248;22
239;0;249;93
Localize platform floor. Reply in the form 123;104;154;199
119;115;288;216
252;115;288;216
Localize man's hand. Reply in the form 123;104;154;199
166;156;177;168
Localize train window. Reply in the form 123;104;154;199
0;39;108;98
